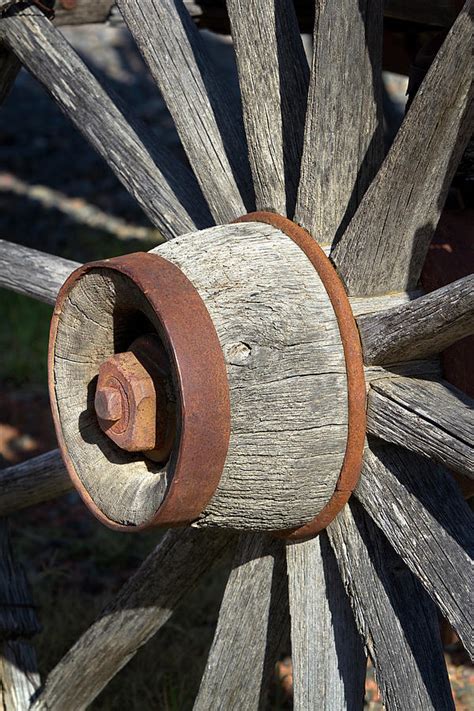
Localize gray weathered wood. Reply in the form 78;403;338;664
0;450;72;518
194;534;287;711
31;528;235;711
332;2;474;294
160;224;347;530
52;222;348;528
21;0;459;30
295;0;384;245
0;516;41;709
328;501;454;710
227;0;309;216
117;0;252;222
368;376;474;479
356;444;474;658
0;519;41;642
0;239;78;304
358;275;474;364
286;533;366;711
0;641;41;711
0;7;210;239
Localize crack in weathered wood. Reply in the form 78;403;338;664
286;533;366;710
295;0;384;246
227;0;309;217
0;450;72;518
332;1;474;294
0;519;41;710
367;376;474;479
328;500;455;710
357;274;474;364
356;443;474;658
194;534;288;711
117;0;253;223
0;239;78;304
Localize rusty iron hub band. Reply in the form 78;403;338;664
236;212;367;541
48;251;231;531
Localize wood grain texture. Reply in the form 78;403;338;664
286;533;366;710
0;641;41;711
227;0;309;216
0;520;40;640
156;222;348;530
194;534;288;710
328;500;454;711
0;239;78;304
0;450;72;517
332;1;474;294
356;444;474;658
52;269;176;525
294;0;384;245
117;0;252;222
367;376;474;479
358;275;474;364
53;223;347;529
0;7;210;239
35;1;460;30
31;528;235;711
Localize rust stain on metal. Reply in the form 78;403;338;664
94;335;174;457
49;252;231;532
236;212;367;540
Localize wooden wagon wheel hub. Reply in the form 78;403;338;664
48;213;366;537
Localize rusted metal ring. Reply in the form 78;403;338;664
49;252;231;531
236;212;366;540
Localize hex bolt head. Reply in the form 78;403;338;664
94;335;176;460
94;387;122;422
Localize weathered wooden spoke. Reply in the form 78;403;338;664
368;376;474;479
0;450;71;518
30;528;235;710
332;1;474;294
0;640;40;711
194;534;288;710
328;501;455;710
227;0;308;216
356;444;474;657
295;0;384;245
0;6;211;238
0;519;41;710
287;533;366;710
0;239;79;304
357;274;474;364
117;0;252;222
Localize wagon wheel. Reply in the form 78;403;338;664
0;1;473;709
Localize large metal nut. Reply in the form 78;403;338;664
95;351;158;453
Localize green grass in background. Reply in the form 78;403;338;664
0;230;157;389
0;289;51;388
